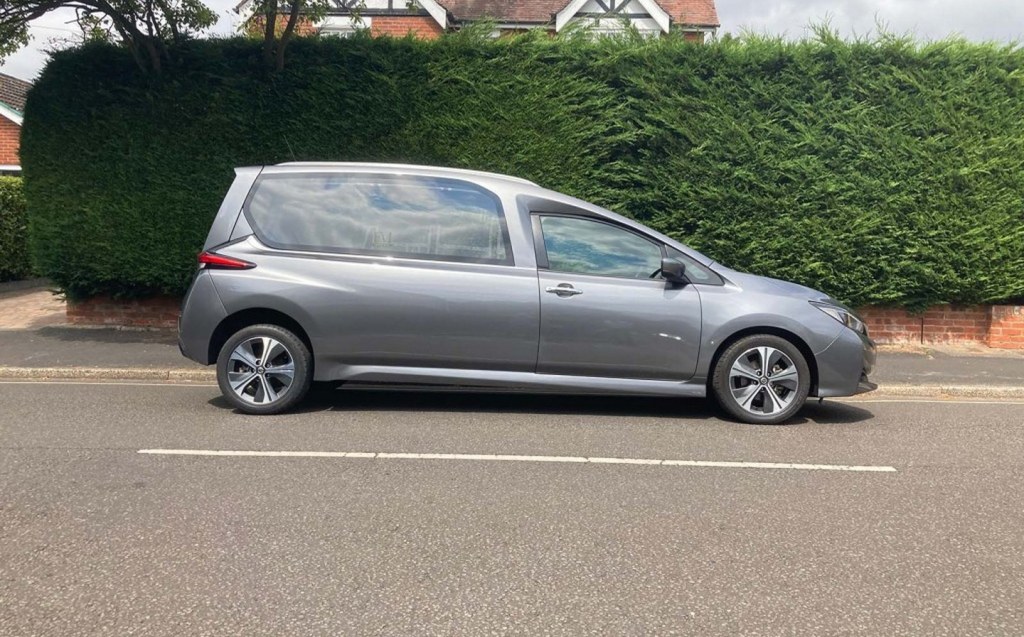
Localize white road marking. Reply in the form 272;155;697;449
837;398;1024;405
137;449;897;472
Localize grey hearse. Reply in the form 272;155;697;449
178;163;876;423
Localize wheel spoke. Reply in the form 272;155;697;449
257;375;279;404
769;367;799;389
756;347;769;377
763;387;784;413
265;363;294;385
732;383;760;408
759;346;785;377
229;371;258;393
261;338;287;366
230;344;259;370
730;359;761;383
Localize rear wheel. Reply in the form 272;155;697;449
711;335;810;424
216;324;312;415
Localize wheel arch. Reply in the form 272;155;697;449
207;308;314;365
707;326;819;396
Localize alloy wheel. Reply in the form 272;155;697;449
728;346;801;416
226;336;296;405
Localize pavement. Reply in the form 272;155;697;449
2;382;1023;635
1;282;1023;394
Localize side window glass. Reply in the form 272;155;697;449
666;246;724;285
539;216;662;279
246;174;512;265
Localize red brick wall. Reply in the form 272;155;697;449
0;117;20;166
64;295;1024;349
859;304;1024;348
371;16;444;39
67;296;179;329
682;31;705;43
858;307;927;344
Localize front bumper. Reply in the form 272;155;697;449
814;328;876;398
856;377;878;394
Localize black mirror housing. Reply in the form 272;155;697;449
660;257;688;283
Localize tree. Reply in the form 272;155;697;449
244;0;334;71
0;0;216;73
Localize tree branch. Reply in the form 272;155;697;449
275;0;302;71
261;0;278;69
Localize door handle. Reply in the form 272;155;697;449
546;285;583;297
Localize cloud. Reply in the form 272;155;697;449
716;0;1024;43
0;0;241;81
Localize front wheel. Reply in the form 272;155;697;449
711;335;810;424
216;324;313;415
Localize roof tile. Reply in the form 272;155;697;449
0;72;31;112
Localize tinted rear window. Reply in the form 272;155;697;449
245;174;512;265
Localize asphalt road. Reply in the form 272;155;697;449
1;382;1023;636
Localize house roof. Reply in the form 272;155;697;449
436;0;719;26
0;72;31;113
437;0;565;24
236;0;719;28
655;0;717;26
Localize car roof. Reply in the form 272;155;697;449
267;162;539;188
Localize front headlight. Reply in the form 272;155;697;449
810;301;867;335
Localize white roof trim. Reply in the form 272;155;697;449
633;0;669;32
0;164;20;171
414;0;447;29
555;0;588;31
556;0;669;33
0;102;23;126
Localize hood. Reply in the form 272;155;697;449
711;265;831;302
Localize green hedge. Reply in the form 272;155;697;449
21;33;1024;307
0;176;30;282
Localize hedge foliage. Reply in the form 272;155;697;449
21;32;1024;307
0;176;29;282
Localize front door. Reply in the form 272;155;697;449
534;214;702;380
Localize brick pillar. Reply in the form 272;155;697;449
988;306;1024;349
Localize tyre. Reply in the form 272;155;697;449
216;324;313;415
711;334;810;424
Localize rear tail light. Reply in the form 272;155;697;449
198;251;255;270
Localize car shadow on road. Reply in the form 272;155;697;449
210;387;875;425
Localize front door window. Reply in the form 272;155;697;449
539;215;662;279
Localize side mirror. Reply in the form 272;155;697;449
660;257;688;284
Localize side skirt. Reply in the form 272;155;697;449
323;365;707;398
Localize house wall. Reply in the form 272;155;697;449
370;16;444;38
0;117;20;166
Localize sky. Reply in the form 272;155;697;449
2;0;1023;81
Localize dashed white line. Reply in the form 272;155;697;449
137;449;897;472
